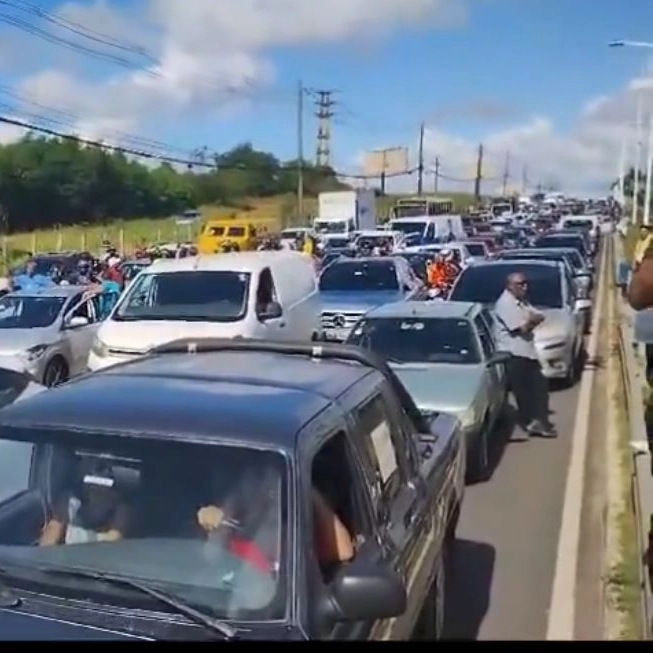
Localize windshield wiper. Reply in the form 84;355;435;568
38;568;238;640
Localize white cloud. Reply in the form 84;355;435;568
0;0;646;195
0;0;466;144
372;74;652;197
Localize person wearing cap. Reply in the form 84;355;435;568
39;461;132;546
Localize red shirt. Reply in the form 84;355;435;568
227;536;272;574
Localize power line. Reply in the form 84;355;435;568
0;2;272;97
0;113;416;180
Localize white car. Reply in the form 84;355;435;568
88;251;321;371
449;259;585;386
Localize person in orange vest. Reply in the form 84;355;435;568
427;254;448;289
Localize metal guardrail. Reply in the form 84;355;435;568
615;233;653;637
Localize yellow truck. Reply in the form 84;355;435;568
197;219;261;253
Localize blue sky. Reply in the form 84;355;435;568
0;0;652;193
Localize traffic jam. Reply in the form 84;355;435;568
0;191;616;640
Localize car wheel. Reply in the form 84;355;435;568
466;421;489;484
414;545;447;640
43;357;69;388
563;344;581;388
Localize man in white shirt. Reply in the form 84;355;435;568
494;272;556;438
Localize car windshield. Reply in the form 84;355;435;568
392;204;428;218
0;295;66;328
535;236;586;256
324;237;350;249
314;220;346;234
355;235;392;249
564;250;584;270
319;260;399;291
390;221;426;236
450;264;563;309
465;243;486;257
563;220;592;230
114;271;250;322
0;432;287;621
347;316;480;364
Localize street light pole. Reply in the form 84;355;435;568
609;39;653;223
633;96;643;224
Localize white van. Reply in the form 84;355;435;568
389;215;466;244
87;251;321;371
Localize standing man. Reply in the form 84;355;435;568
494;272;556;438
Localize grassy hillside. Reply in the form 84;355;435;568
4;191;477;260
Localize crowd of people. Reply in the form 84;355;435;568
6;247;126;313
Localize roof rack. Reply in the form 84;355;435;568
149;338;428;433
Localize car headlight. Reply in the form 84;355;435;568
456;406;478;431
23;344;47;361
91;337;108;357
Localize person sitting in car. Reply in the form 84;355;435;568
39;460;132;546
197;483;354;573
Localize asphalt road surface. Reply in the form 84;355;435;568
443;384;580;640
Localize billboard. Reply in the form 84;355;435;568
362;147;409;177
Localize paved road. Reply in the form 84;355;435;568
443;384;580;640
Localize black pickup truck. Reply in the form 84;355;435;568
0;339;465;640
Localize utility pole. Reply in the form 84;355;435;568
633;94;643;224
434;157;440;192
417;122;425;195
296;80;304;223
474;144;484;201
314;90;336;167
521;164;527;194
501;150;510;196
644;113;653;226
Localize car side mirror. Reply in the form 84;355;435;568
258;301;282;321
487;351;511;367
326;543;407;623
66;316;89;328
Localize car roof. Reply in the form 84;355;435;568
9;285;88;299
365;300;480;320
538;232;583;239
328;256;396;265
356;230;398;237
500;248;567;257
462;259;561;270
146;251;309;274
0;351;375;448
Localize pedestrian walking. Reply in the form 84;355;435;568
494;272;556;438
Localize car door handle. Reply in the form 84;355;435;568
279;321;285;327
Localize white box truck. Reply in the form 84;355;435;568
314;190;376;235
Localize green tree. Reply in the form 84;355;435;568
0;135;348;233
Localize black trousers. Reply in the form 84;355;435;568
505;355;549;427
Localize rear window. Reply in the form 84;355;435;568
319;260;399;292
450;263;563;309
